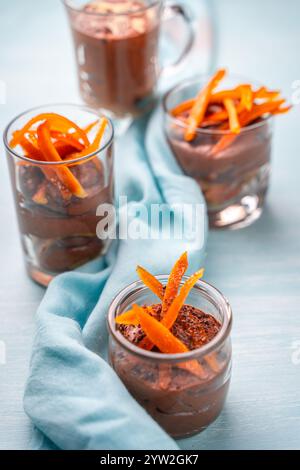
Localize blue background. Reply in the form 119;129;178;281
0;0;299;449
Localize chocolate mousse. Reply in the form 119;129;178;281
11;158;113;276
164;69;291;228
119;304;221;349
168;118;272;209
5;110;114;285
66;0;160;117
108;253;232;438
113;304;229;438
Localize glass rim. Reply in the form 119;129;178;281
107;276;233;363
163;74;273;136
62;0;162;16
3;103;114;167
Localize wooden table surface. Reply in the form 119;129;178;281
0;0;299;450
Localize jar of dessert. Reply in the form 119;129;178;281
163;74;281;229
108;275;232;438
4;104;114;286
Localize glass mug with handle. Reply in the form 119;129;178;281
63;0;195;121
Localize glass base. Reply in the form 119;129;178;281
25;238;112;287
208;193;265;230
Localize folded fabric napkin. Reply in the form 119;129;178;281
24;0;215;449
23;100;208;450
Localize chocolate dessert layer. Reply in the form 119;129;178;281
111;304;231;438
168;120;272;208
69;0;160;117
119;304;221;350
9;154;114;274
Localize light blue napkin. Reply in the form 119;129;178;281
23;99;208;449
24;0;216;449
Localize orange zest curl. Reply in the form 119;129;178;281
184;69;226;141
115;253;210;379
37;122;87;199
133;304;207;379
169;69;291;147
9;111;109;202
136;265;165;300
162;268;205;330
161;251;188;316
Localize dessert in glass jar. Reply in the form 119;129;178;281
108;252;232;438
63;0;195;120
4;104;114;286
164;69;291;229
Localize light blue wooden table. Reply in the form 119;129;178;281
0;0;299;450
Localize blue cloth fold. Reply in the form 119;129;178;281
24;103;207;450
24;104;208;450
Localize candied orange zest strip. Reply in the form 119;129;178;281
162;269;205;330
171;98;195;117
32;184;48;205
133;304;188;354
91;117;109;149
171;85;245;117
37;122;87;199
162;252;188;316
115;310;139;326
19;134;44;161
240;85;253;111
184;69;226;141
134;305;206;378
69;120;99;142
54;141;81;159
18;136;68;194
239;99;286;124
210;134;236;157
65;118;108;169
202;109;229;125
223;98;241;134
139;267;205;351
210;85;245;103
171;85;282;127
27;130;38;146
211;99;287;156
178;361;207;379
272;105;292;115
115;306;154;326
201;101;245;127
254;86;280;100
10;113;89;148
50;130;85;152
83;119;100;134
136;266;164;300
205;353;220;373
70;117;108;159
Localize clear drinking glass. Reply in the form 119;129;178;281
108;276;232;438
63;0;196;121
164;76;273;229
4;104;114;286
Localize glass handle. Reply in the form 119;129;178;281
161;2;195;73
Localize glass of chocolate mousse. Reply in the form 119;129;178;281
163;76;274;229
4;105;114;286
63;0;195;121
108;277;232;438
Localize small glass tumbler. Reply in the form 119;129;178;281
163;76;273;229
108;276;232;438
63;0;195;120
4;104;114;286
